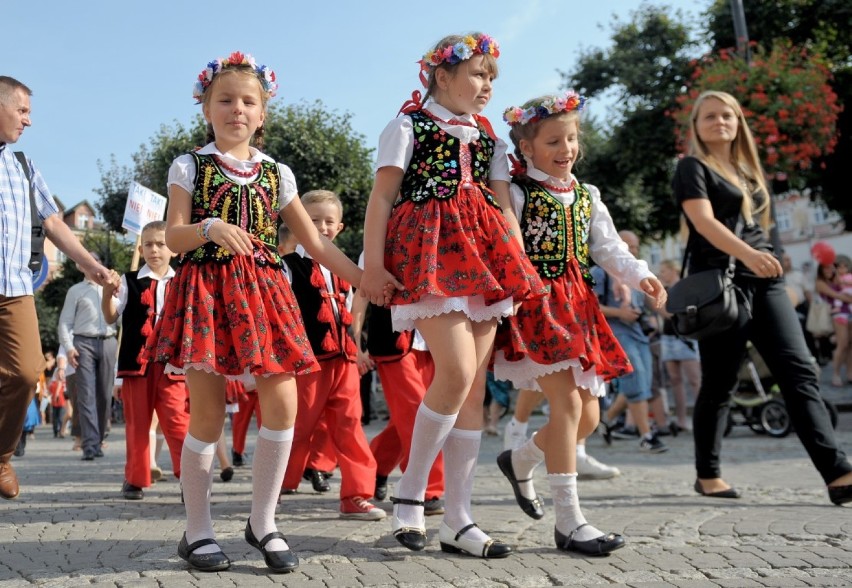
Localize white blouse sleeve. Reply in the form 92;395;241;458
489;136;511;183
277;163;298;209
375;116;414;172
509;183;524;219
586;184;654;290
166;154;197;194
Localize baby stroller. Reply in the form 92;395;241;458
724;342;838;438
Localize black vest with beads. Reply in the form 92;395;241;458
397;110;498;207
514;176;594;282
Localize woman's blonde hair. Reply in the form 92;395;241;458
688;90;770;228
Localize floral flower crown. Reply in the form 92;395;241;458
192;51;278;103
420;34;500;72
503;91;587;126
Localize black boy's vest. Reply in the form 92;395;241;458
284;253;357;361
117;271;155;376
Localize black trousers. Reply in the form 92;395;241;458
695;276;852;485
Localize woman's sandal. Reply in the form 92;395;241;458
389;496;427;551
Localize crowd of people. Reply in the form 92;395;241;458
2;30;852;576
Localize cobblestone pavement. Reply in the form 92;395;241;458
2;377;852;587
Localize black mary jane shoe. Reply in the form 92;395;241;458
694;479;741;499
496;450;544;520
245;521;299;573
389;496;427;551
177;533;231;572
555;524;625;557
828;484;852;506
438;522;513;559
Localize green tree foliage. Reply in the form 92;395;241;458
705;0;852;221
563;3;698;236
95;101;373;259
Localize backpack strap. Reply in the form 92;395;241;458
14;151;46;274
13;151;41;233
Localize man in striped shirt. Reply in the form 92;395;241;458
0;76;112;500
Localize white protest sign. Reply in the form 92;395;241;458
122;182;167;235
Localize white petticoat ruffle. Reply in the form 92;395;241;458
166;362;262;390
492;351;607;397
391;294;513;332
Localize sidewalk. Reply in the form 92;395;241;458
2;402;852;587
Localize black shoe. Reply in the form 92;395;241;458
177;533;231;572
438;522;513;558
232;450;244;468
596;421;613;446
13;443;24;458
304;468;330;493
375;475;388;501
496;450;544;520
94;447;104;458
219;467;234;482
81;450;96;461
389;496;427;551
555;524;625;556
694;479;741;499
122;481;143;500
245;521;299;573
828;484;852;506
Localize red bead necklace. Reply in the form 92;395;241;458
540;178;577;193
213;155;262;178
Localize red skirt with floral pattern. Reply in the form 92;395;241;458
146;255;318;377
385;186;547;306
495;258;631;382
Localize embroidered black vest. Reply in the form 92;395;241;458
515;176;593;282
183;153;282;266
284;253;358;361
117;271;154;376
397;110;498;208
366;304;413;361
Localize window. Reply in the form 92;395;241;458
76;213;90;229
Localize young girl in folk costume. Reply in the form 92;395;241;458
493;92;666;556
674;90;852;504
361;33;547;558
149;52;376;573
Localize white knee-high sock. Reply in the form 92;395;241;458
395;403;457;528
250;426;293;552
549;473;603;542
511;433;545;500
442;428;488;543
182;434;218;554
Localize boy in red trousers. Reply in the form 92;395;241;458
280;191;383;520
103;221;189;500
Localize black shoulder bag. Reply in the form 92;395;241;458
13;151;45;275
665;216;751;341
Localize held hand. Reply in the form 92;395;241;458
102;270;122;296
207;221;254;256
67;348;80;369
744;250;783;279
640;277;668;309
360;267;404;307
356;349;375;376
113;385;122;400
88;262;112;287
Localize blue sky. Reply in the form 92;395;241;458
7;0;703;209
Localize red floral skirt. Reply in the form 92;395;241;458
385;187;547;306
147;257;318;378
495;259;631;382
